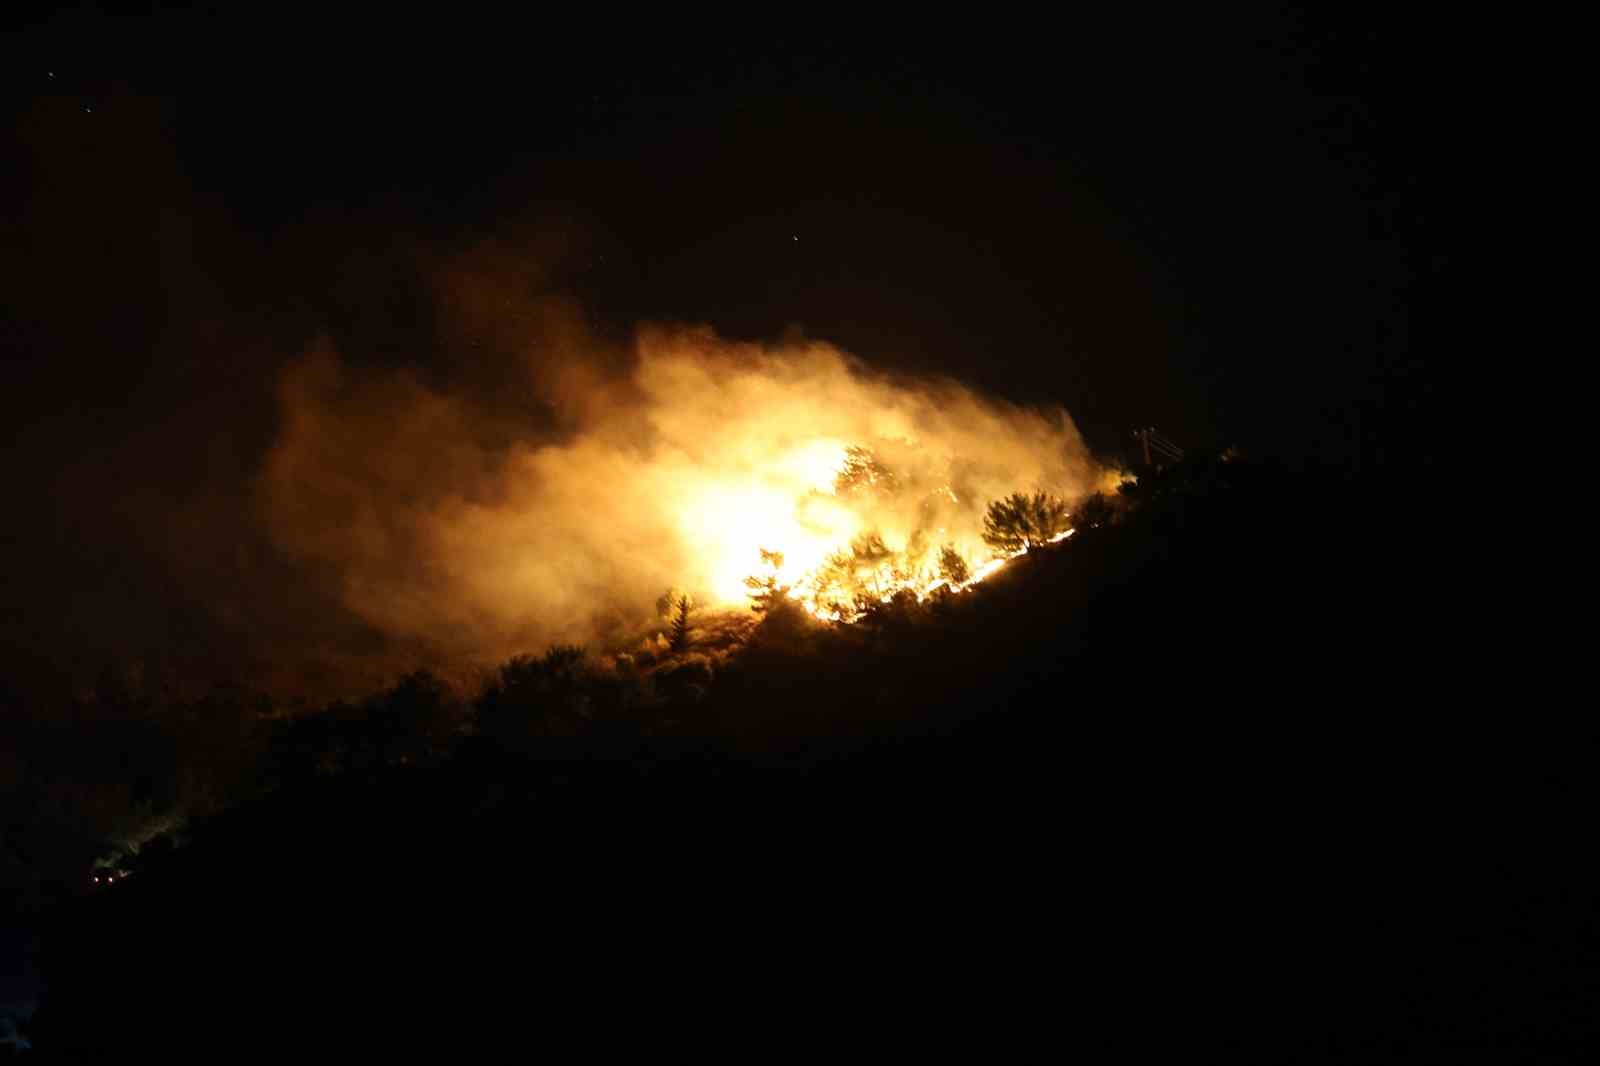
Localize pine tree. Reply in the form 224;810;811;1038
981;492;1072;554
937;544;971;586
669;594;693;652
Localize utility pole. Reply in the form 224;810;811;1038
1133;427;1184;469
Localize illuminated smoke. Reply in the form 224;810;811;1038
257;310;1108;667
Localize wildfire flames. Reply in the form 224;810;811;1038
260;318;1115;667
633;330;1113;625
691;439;1081;622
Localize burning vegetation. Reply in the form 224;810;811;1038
725;449;1085;625
259;323;1120;675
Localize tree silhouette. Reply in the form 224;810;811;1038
669;595;694;652
1074;492;1116;530
656;588;687;618
366;669;460;766
981;492;1072;554
848;532;893;595
937;544;970;586
833;446;897;498
744;549;788;614
475;645;590;745
812;531;898;613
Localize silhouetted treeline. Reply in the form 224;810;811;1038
13;455;1594;1061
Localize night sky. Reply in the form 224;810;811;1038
1;3;1437;691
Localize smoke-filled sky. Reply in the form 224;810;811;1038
0;4;1432;697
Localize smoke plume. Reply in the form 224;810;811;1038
256;311;1105;673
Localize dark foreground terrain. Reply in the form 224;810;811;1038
15;461;1591;1062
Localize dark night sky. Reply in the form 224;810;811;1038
1;3;1438;690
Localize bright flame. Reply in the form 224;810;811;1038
678;471;862;603
259;322;1105;665
681;437;1081;622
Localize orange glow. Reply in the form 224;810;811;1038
259;325;1105;659
690;454;1081;622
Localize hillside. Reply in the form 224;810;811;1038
17;460;1589;1062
